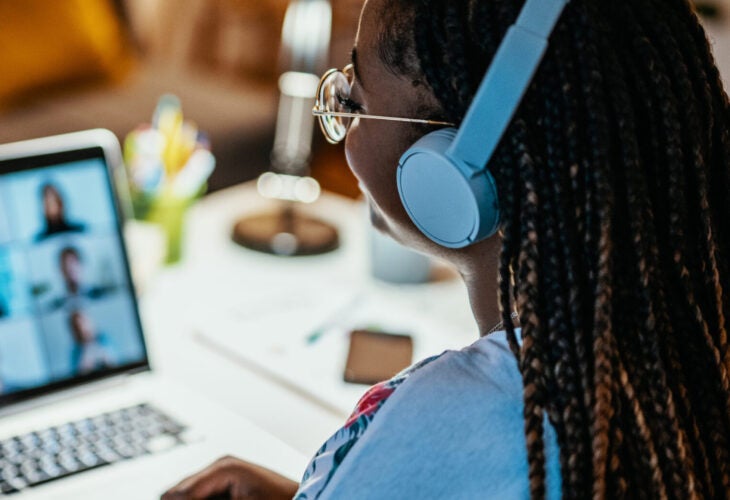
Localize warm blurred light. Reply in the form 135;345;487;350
257;172;321;203
278;71;320;98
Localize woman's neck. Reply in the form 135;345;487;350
456;236;503;337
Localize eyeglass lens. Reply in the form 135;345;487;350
317;68;353;143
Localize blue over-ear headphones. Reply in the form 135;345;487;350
397;0;570;248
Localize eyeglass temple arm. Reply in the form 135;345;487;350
312;108;454;127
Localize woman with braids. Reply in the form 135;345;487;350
163;0;730;498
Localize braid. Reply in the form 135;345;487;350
626;4;730;492
655;0;730;386
384;0;730;497
507;85;551;500
516;143;548;500
630;2;730;493
612;10;716;496
496;126;523;359
535;22;596;498
602;3;697;496
568;5;621;499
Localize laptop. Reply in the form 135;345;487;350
0;130;305;499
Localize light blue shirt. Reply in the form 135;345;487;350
297;331;562;499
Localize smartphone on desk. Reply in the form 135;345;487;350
343;329;414;385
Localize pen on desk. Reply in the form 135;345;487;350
305;294;362;345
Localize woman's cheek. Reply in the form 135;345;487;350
344;121;386;196
343;132;362;183
344;121;434;248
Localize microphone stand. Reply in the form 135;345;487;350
232;0;338;256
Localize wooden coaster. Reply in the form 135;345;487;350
231;208;339;256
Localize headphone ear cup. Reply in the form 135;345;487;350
396;128;500;248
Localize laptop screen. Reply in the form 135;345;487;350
0;145;148;407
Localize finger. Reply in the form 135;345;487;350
161;457;238;499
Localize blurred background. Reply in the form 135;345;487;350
0;0;363;198
0;0;729;200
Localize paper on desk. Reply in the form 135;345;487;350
196;280;357;350
194;281;477;416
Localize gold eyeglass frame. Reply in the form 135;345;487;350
312;64;455;144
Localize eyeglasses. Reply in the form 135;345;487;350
312;64;455;144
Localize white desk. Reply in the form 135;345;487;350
139;182;478;458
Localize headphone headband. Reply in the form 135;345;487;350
397;0;570;248
447;0;570;172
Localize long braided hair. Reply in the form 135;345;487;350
378;0;730;497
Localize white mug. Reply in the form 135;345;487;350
367;220;431;284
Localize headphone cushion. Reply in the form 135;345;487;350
397;129;499;248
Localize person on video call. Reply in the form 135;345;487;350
35;182;85;241
68;310;113;375
164;0;730;498
49;246;110;310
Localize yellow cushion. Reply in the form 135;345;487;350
0;0;133;109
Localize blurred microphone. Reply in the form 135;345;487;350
269;0;331;181
233;0;338;256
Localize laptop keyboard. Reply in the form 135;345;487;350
0;403;185;495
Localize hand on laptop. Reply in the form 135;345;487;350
161;455;298;500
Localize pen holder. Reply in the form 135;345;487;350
131;188;203;264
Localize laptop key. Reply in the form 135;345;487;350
57;454;80;474
5;476;27;492
94;444;121;464
0;479;19;495
0;461;19;481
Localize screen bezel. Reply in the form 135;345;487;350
0;144;151;408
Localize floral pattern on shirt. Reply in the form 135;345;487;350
294;354;442;499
